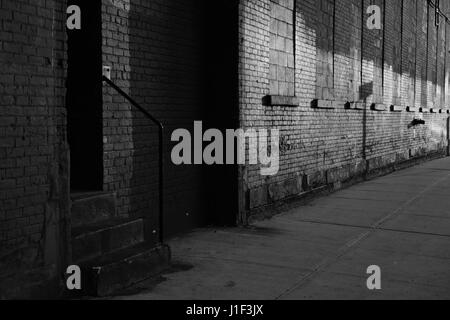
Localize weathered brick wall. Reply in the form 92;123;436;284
363;0;384;104
0;0;69;298
2;0;447;298
446;1;450;107
416;0;429;107
240;0;450;216
437;3;446;107
315;0;335;101
269;0;295;96
238;0;271;207
334;0;362;103
427;1;437;108
384;0;401;105
401;0;417;108
101;0;208;237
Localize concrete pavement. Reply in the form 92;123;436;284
112;158;450;300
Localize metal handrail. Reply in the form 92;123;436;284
102;76;165;245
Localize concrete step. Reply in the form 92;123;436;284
71;192;117;229
80;243;171;297
72;218;145;263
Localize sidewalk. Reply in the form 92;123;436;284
113;158;450;300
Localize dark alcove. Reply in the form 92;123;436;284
67;0;103;191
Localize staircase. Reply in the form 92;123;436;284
70;192;170;297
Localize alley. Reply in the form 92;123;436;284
112;157;450;300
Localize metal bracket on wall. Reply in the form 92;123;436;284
370;103;387;112
390;105;404;112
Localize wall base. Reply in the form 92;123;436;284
247;149;448;224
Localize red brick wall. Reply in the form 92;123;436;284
240;0;450;216
0;0;69;298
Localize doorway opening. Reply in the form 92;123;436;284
67;0;103;192
201;0;240;228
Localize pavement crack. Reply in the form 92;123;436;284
284;219;450;238
275;173;450;300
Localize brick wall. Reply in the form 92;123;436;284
427;1;437;108
240;0;450;216
3;0;448;298
334;0;362;103
0;0;69;298
102;0;215;237
315;0;335;101
437;2;446;107
446;2;450;107
269;0;295;96
401;0;416;108
416;0;429;107
384;0;401;105
2;0;449;296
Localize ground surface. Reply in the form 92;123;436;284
112;158;450;300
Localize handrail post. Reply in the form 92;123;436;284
158;124;164;244
102;76;165;245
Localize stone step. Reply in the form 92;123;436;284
71;191;117;228
80;243;171;297
72;218;145;263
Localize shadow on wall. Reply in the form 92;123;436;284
298;0;442;105
113;0;447;239
126;0;202;240
293;0;448;160
125;0;239;240
360;81;373;160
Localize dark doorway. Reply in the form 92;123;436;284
201;0;240;227
67;0;103;191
